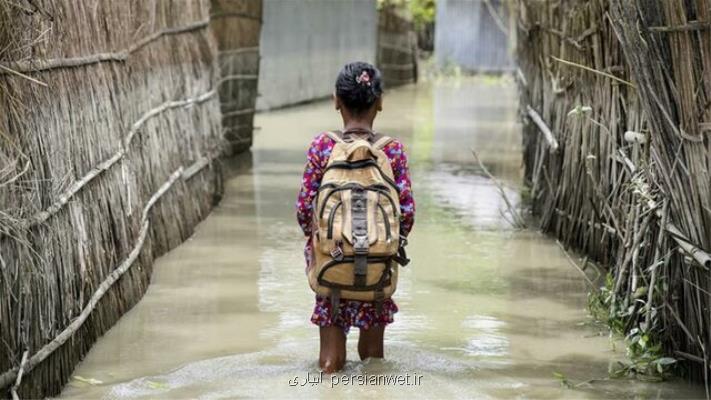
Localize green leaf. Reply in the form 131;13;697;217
655;357;677;365
639;335;648;348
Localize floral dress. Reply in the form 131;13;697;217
296;132;415;334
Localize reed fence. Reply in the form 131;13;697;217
210;0;261;155
516;0;711;384
0;0;257;397
378;5;418;87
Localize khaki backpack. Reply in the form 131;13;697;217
308;130;409;316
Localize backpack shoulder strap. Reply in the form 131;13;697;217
324;130;345;143
372;134;394;150
331;129;392;148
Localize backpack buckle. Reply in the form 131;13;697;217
394;235;411;267
330;240;344;261
352;235;369;253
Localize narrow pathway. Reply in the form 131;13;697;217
61;78;703;399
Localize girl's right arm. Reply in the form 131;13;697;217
296;133;330;237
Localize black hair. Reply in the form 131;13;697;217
335;61;383;113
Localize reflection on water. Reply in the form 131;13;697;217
425;163;520;230
60;78;704;399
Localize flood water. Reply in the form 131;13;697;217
61;78;704;399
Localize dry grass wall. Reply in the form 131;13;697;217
378;5;418;87
0;1;230;397
516;0;711;384
210;0;261;155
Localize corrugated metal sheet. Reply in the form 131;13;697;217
257;0;378;110
435;0;513;72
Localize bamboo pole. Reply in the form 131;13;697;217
645;200;669;327
664;223;711;269
649;21;711;32
0;19;210;74
550;55;636;88
557;241;595;288
9;351;27;400
526;105;560;151
0;65;48;86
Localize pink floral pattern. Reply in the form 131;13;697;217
296;131;415;332
310;296;398;334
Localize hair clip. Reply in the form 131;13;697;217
355;70;371;86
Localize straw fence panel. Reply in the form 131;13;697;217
0;1;227;397
516;0;711;383
210;0;262;155
378;5;418;87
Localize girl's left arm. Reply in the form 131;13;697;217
384;141;415;237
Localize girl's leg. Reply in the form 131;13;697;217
319;326;346;373
357;325;385;360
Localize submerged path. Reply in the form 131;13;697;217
61;78;703;399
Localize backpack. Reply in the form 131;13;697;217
308;129;410;317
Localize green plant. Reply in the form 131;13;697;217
409;0;436;30
553;371;573;389
519;186;532;204
588;273;625;333
377;0;436;29
609;328;676;380
588;273;677;380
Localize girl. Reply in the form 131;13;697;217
296;61;415;373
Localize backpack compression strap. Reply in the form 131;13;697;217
351;187;369;287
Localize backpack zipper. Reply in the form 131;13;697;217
327;201;343;239
323;160;400;194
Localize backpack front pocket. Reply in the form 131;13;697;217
317;184;397;255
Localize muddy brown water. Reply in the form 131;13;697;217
61;78;704;399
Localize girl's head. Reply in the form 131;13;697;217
334;61;383;118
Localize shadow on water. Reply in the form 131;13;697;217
60;78;705;399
